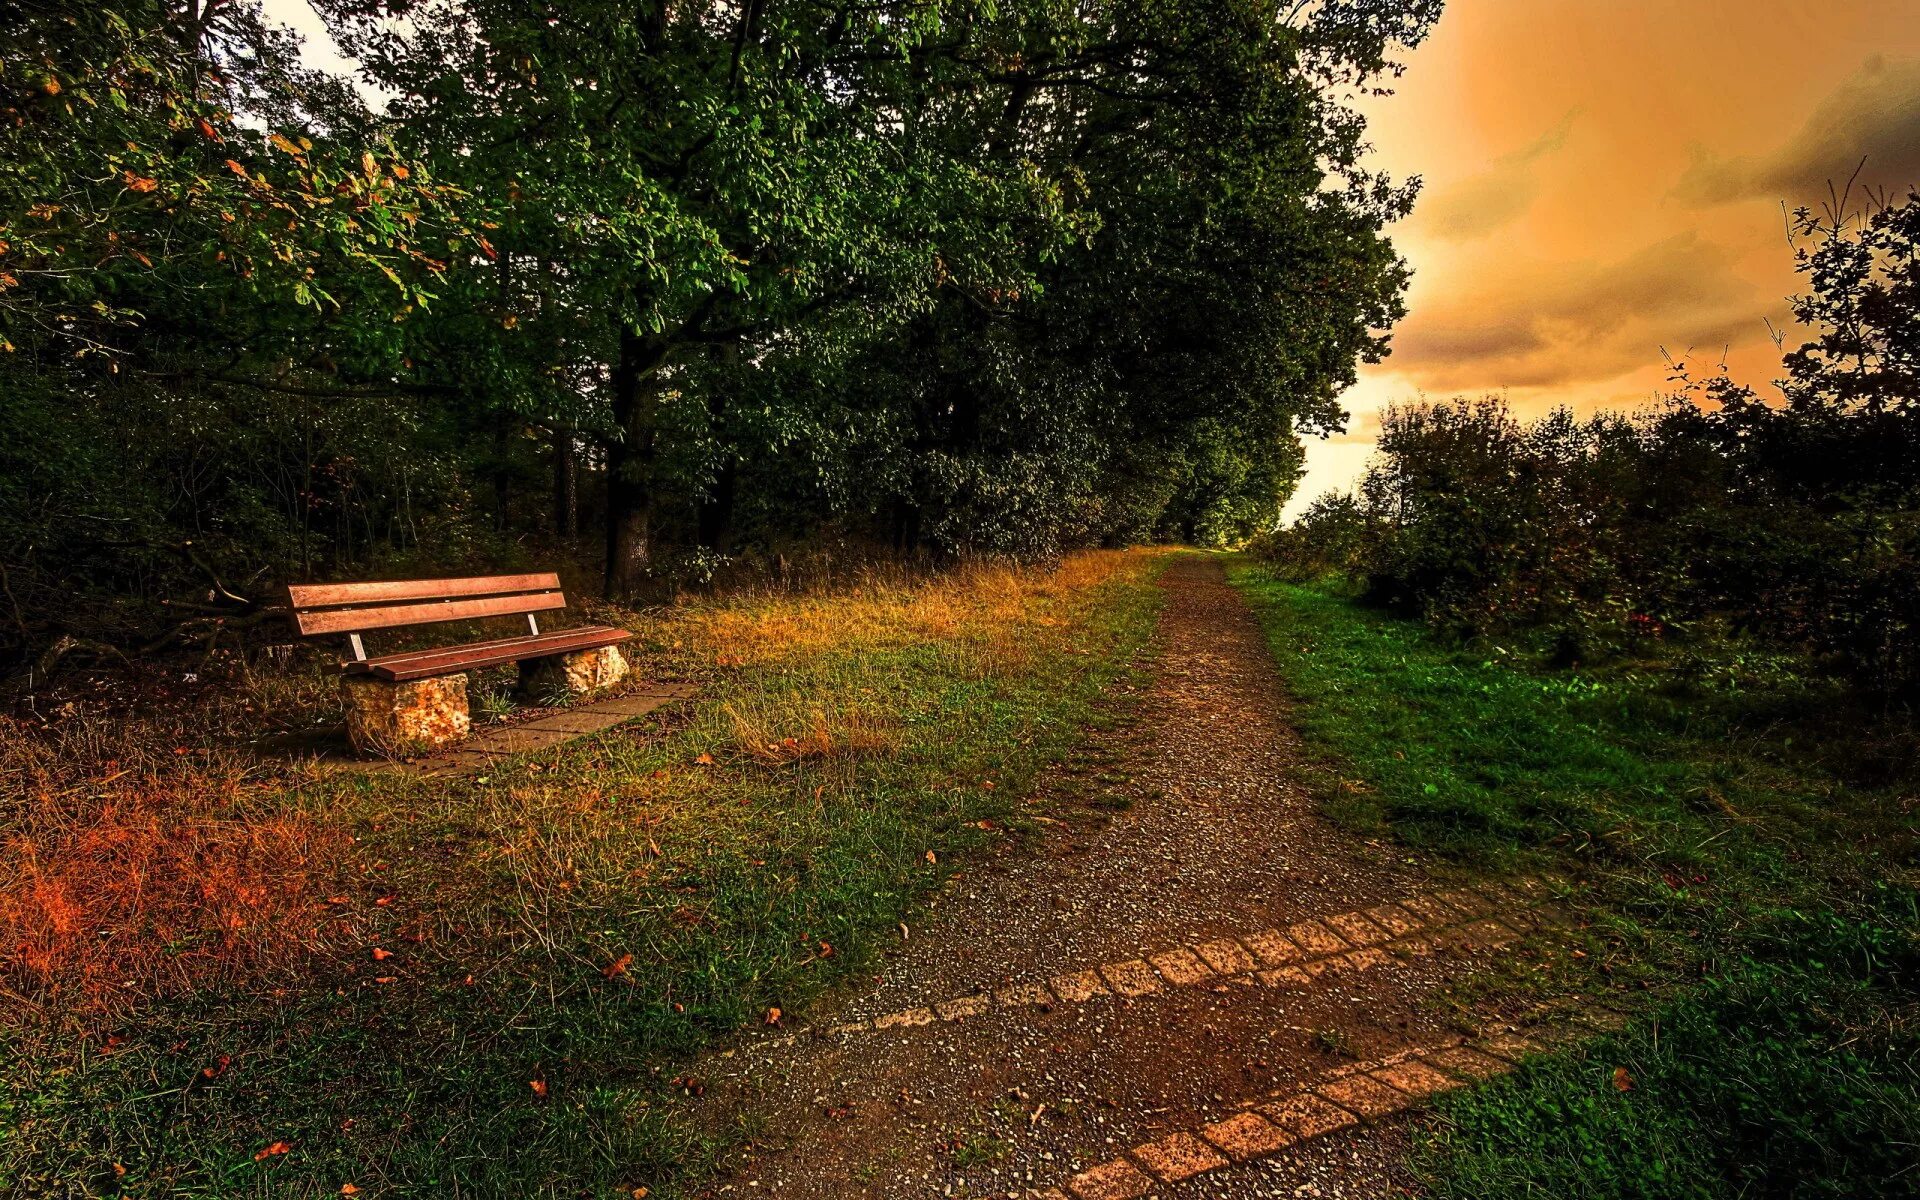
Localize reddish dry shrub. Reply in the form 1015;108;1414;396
0;720;344;1014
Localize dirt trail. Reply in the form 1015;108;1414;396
690;555;1558;1199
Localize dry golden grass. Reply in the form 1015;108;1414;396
0;719;344;1014
675;548;1143;672
722;696;900;765
0;547;1157;1017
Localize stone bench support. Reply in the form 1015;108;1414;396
520;644;629;698
339;645;629;759
341;673;470;758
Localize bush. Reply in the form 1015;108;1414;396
1257;192;1920;691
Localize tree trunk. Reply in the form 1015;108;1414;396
552;425;578;539
490;418;513;532
697;459;736;551
605;326;667;600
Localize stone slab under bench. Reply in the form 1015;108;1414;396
415;683;700;776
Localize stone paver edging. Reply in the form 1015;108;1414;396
800;879;1562;1049
1052;1003;1630;1200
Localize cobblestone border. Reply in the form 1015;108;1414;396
1051;1002;1629;1200
809;879;1563;1046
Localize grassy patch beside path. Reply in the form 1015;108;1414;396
1;551;1164;1197
1226;559;1920;1200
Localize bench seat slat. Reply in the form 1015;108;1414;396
289;573;561;610
296;590;567;636
355;626;628;673
347;625;631;682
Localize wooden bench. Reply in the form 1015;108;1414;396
288;572;632;756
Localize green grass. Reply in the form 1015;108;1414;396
1226;559;1920;1200
1;557;1164;1197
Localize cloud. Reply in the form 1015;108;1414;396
1383;232;1765;391
1675;56;1920;206
1418;114;1576;242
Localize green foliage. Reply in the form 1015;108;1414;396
1421;963;1920;1200
1;0;1436;662
1254;193;1920;692
1228;563;1920;1200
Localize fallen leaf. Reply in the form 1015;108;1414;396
254;1141;291;1161
340;1186;361;1196
371;947;393;961
924;850;937;865
1612;1066;1633;1092
694;752;714;766
602;953;633;979
373;976;398;984
529;1078;548;1098
765;1007;782;1025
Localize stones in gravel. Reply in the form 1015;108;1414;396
1193;938;1257;974
1424;1045;1512;1080
934;994;990;1021
1395;895;1457;925
1259;1093;1360;1139
1475;1030;1545;1059
996;981;1056;1009
1362;903;1421;936
1283;920;1348;956
1370;1060;1462;1099
1050;970;1110;1003
1131;1131;1229;1181
1148;946;1214;985
1200;1111;1295;1160
1315;1075;1413;1120
1099;960;1162;997
1066;1158;1155;1200
1241;929;1304;965
1323;912;1391;946
1256;965;1314;989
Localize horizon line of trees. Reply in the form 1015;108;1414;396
1259;189;1920;694
0;0;1439;672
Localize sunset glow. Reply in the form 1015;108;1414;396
1291;0;1920;514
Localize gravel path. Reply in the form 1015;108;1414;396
688;555;1520;1199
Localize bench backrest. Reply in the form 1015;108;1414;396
287;574;567;641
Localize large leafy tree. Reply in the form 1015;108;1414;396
319;0;1080;595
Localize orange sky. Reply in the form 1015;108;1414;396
1288;0;1920;516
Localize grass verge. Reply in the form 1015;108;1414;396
1225;559;1919;1199
1;550;1164;1197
